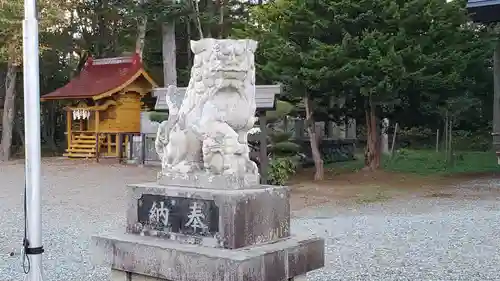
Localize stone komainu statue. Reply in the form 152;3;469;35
155;38;259;177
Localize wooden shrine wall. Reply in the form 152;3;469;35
96;92;142;133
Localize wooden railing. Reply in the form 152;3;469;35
67;131;140;162
97;132;140;162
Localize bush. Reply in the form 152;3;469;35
270;140;302;157
396;127;435;149
358;125;492;152
451;130;491;151
268;157;297;185
149;111;169;123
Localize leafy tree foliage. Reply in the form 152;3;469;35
0;0;68;160
0;0;496;178
233;0;499;173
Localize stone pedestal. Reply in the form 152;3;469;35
92;178;324;281
92;37;324;281
110;271;308;281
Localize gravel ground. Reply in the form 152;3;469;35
1;160;500;281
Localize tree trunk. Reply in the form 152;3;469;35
135;0;148;59
162;21;177;86
0;62;17;161
40;103;57;152
73;51;89;78
192;0;204;39
304;94;324;181
218;0;224;38
363;100;380;171
97;0;109;57
12;91;25;154
14;112;25;150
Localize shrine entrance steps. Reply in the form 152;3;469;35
63;134;102;158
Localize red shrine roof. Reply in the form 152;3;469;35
41;53;157;101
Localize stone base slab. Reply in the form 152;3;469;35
157;171;260;190
111;269;307;281
127;182;290;249
112;270;160;281
93;232;324;281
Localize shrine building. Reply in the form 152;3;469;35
41;53;158;159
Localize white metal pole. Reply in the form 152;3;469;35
23;0;44;279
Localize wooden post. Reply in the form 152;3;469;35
140;133;146;165
107;134;111;155
436;129;439;153
95;110;100;162
390;123;398;156
66;110;72;150
259;113;268;185
95;110;100;133
128;134;134;161
95;132;100;163
117;133;124;163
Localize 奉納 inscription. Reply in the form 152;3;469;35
137;194;219;236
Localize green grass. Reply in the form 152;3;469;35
326;149;500;176
384;149;500;175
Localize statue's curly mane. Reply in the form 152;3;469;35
156;38;259;176
178;39;256;121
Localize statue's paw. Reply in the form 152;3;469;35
171;163;191;174
171;161;202;173
207;153;224;174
